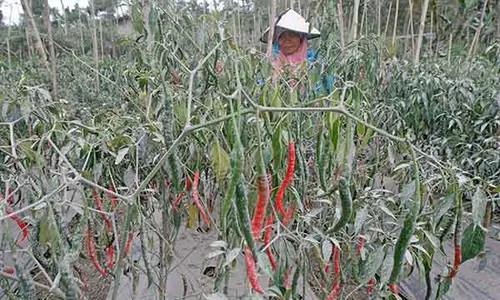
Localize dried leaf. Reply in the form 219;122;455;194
211;141;230;184
115;147;129;165
472;187;487;229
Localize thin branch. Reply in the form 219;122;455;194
186;39;227;125
0;270;66;299
0;183;67;222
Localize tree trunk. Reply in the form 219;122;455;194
415;0;430;64
42;0;58;100
89;0;100;93
267;0;277;58
20;0;51;73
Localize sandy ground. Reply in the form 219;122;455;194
107;224;319;300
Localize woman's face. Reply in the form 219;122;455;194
278;30;302;55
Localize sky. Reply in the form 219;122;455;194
1;0;89;25
0;0;220;25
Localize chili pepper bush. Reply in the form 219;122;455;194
0;1;499;300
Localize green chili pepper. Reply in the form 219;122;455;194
235;174;258;262
330;177;353;232
389;146;421;288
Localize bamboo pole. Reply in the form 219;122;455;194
78;8;85;55
59;0;68;35
337;0;345;52
7;5;12;68
409;0;415;57
467;0;489;60
267;0;277;58
392;0;400;46
89;0;100;93
377;0;381;36
20;0;50;72
351;0;360;41
42;0;58;99
415;0;430;64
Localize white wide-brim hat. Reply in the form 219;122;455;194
260;8;321;43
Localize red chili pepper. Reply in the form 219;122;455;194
251;175;270;240
80;276;88;300
283;267;292;289
185;175;192;190
326;280;340;300
263;215;277;270
123;231;134;257
366;279;374;294
324;243;341;297
444;244;461;279
244;244;264;294
5;207;28;244
172;192;184;210
92;188;112;232
275;140;295;215
105;244;114;268
172;175;192;210
2;266;15;274
171;70;180;85
107;185;117;209
356;235;365;255
192;171;210;226
333;244;340;275
86;228;106;276
6;188;13;204
215;60;224;74
389;283;398;295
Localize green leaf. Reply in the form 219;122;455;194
362;245;385;282
38;215;51;245
471;187;487;229
379;248;394;285
461;223;485;263
354;206;368;235
115;147;129;165
223;248;241;268
211;141;230;184
356;122;366;137
436;278;452;299
433;193;454;231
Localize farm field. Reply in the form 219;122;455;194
1;0;499;299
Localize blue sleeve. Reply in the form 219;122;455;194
308;48;334;94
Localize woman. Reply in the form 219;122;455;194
260;9;334;94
